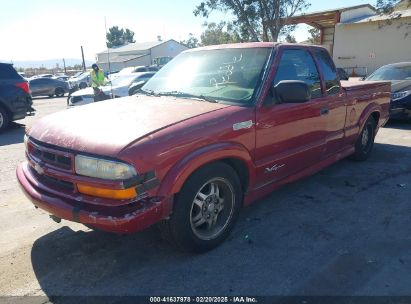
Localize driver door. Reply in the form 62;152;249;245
255;48;328;188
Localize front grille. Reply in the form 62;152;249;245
31;168;75;192
29;142;72;170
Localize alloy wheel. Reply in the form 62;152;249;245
190;178;235;241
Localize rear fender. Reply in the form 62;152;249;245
157;142;255;198
358;102;381;133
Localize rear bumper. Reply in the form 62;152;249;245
11;95;34;121
16;162;171;234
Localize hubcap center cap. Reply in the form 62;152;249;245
208;203;215;213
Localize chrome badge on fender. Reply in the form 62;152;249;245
265;164;285;173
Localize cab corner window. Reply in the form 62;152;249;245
274;49;322;100
314;49;341;96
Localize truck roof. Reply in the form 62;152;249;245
185;42;328;53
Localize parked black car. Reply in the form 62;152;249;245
29;78;70;98
0;63;34;132
366;62;411;120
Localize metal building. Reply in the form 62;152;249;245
281;1;411;76
96;39;188;72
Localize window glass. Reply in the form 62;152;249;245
314;49;341;95
274;49;322;99
0;64;23;80
366;65;411;81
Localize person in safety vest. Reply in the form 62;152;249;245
90;63;108;101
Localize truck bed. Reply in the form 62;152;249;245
341;80;391;92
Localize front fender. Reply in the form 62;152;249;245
157;142;255;198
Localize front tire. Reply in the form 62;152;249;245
352;116;376;161
55;88;65;97
160;162;242;253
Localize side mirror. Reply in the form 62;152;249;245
273;80;311;104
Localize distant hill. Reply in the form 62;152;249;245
0;59;93;69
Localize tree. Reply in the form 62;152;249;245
194;0;310;42
306;27;320;44
376;0;410;14
106;26;136;48
200;22;242;46
180;33;201;48
285;34;297;43
375;0;411;38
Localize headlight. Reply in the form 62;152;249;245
391;90;411;101
75;155;137;180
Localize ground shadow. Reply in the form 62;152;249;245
30;142;411;299
0;122;25;146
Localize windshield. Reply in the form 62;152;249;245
72;72;83;78
110;74;138;87
367;65;411;81
142;48;272;105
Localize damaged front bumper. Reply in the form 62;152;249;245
16;162;172;234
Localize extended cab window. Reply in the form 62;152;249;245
314;49;341;96
274;49;322;99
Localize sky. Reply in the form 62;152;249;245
0;0;374;63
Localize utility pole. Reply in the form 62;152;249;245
62;58;67;74
81;46;86;71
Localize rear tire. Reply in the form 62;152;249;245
351;116;376;161
159;162;242;253
0;106;10;133
79;82;87;89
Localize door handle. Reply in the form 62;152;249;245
321;107;329;116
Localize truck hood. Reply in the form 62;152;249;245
28;95;230;156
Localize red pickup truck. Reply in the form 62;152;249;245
17;43;390;252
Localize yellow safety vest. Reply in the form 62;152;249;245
91;70;106;88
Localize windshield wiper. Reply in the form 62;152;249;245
138;88;160;96
156;91;219;103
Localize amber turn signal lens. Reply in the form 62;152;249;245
77;184;137;200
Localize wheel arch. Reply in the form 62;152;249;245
358;103;381;133
157;142;255;199
0;100;12;119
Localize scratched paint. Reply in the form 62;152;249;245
28;96;229;156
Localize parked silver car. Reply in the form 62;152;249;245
29;78;70;98
67;72;155;106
